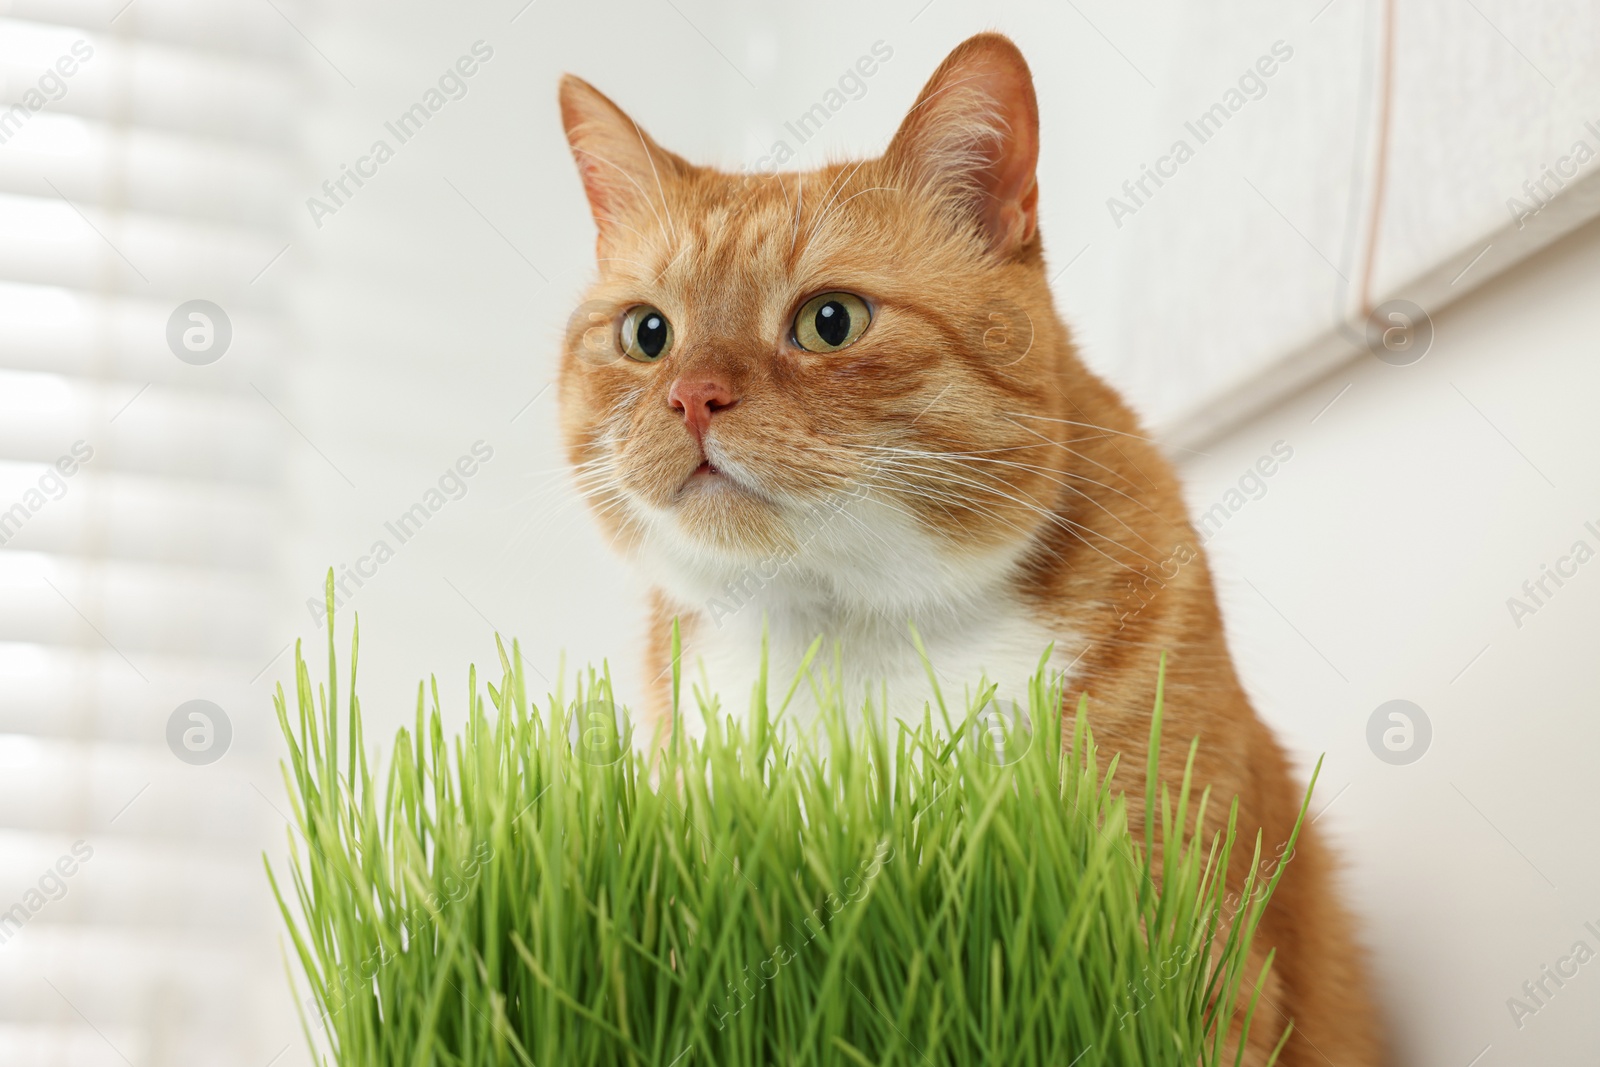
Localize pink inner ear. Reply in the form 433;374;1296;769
887;35;1042;255
559;78;628;229
974;77;1040;250
558;73;677;245
571;145;621;226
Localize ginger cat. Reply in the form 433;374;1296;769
557;33;1383;1066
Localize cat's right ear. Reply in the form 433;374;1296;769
558;75;687;252
883;34;1040;258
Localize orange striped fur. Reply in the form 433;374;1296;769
556;34;1384;1065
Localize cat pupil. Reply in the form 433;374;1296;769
638;314;666;357
815;302;850;347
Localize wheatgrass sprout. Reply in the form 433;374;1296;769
266;582;1304;1066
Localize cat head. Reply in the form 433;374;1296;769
557;34;1083;612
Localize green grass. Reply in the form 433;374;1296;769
267;583;1304;1066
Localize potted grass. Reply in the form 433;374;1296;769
265;583;1303;1066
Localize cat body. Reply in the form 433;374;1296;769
557;33;1384;1065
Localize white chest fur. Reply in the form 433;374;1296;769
683;595;1065;734
638;493;1075;732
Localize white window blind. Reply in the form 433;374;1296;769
0;1;303;1064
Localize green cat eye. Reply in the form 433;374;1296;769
621;305;673;362
794;292;871;353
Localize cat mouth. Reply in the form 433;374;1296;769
676;458;729;494
676;455;764;502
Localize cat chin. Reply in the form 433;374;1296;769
638;489;1042;629
663;503;790;558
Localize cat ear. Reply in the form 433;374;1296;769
558;75;688;247
883;34;1040;256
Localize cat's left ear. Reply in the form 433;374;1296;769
559;75;690;251
883;34;1040;257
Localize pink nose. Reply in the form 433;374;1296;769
668;377;737;443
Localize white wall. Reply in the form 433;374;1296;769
1179;214;1600;1065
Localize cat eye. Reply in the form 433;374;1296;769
621;305;673;362
793;292;871;353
